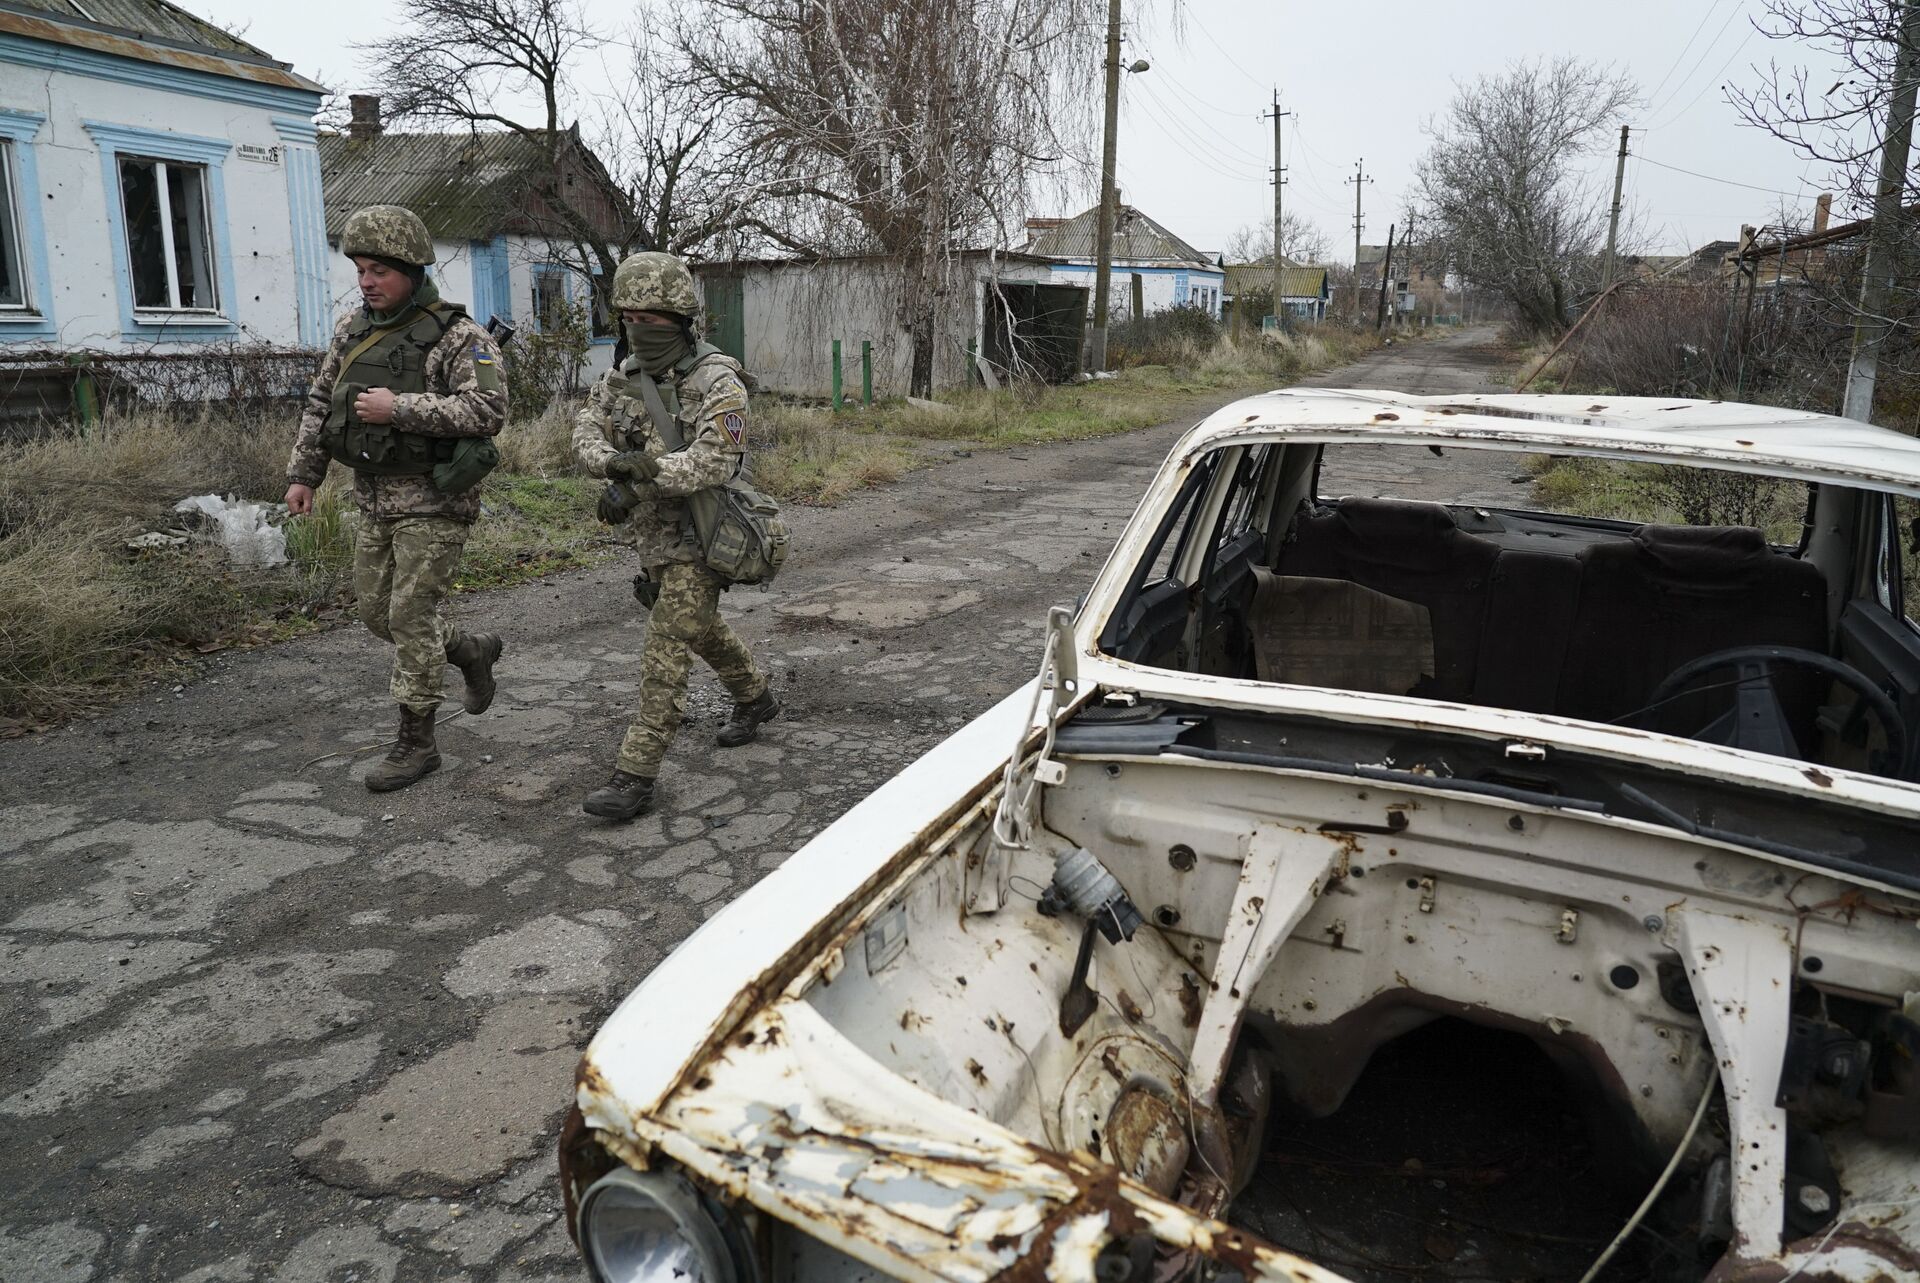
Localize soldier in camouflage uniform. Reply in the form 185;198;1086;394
285;205;509;793
573;251;779;821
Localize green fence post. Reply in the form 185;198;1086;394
831;338;843;411
67;353;99;429
861;340;873;406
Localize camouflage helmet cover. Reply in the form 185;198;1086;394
340;205;436;267
612;251;698;317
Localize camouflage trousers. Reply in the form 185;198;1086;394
353;514;470;713
617;561;767;777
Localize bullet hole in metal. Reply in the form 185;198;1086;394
1610;964;1640;990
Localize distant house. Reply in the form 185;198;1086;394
1221;262;1331;323
318;95;629;367
690;252;1083;397
1022;201;1226;320
0;0;327;352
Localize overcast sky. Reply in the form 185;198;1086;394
197;0;1853;260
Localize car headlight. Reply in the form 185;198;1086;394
577;1167;740;1283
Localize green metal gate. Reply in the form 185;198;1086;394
706;272;746;363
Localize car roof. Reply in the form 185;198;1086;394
1189;389;1920;497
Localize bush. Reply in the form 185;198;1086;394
1108;304;1223;366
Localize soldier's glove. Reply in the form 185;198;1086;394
596;483;637;526
605;452;660;482
632;573;660;611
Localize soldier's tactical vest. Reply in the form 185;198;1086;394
322;301;465;476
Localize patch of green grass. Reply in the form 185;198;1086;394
1524;453;1806;543
458;473;613;591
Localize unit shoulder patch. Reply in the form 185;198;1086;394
721;411;746;446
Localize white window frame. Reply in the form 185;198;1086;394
118;155;220;315
0;140;29;313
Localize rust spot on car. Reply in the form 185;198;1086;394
1179;973;1203;1028
901;1008;929;1032
1118;990;1144;1024
1587;404;1607;412
966;1058;988;1085
1736;439;1755;446
1373;411;1400;421
737;1029;757;1046
1804;766;1834;787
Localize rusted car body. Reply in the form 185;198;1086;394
563;392;1920;1283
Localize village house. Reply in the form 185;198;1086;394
317;95;630;373
1220;261;1332;326
691;252;1085;397
1022;201;1225;322
0;0;327;352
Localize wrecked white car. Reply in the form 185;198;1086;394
561;390;1920;1283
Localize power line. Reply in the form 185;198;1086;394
1644;0;1728;108
1649;28;1759;128
1175;0;1267;92
1134;74;1268;165
1647;1;1745;118
1129;77;1269;180
1126;82;1268;184
1135;46;1263;120
1636;153;1812;196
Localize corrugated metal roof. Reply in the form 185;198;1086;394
1221;263;1329;298
318;131;558;242
7;0;268;59
1024;203;1212;267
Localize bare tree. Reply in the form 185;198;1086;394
360;0;758;322
1224;216;1333;266
675;0;1103;396
1730;1;1920;385
1415;57;1638;334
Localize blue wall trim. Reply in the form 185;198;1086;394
273;118;329;347
0;108;55;340
468;236;512;327
0;33;321;117
83;120;239;343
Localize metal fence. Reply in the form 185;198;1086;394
0;345;322;440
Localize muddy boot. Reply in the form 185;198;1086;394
717;688;781;747
583;770;654;821
365;707;441;793
445;631;504;715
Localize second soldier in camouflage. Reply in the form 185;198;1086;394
285;204;508;793
573;251;779;821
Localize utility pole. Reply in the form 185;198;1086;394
1601;125;1630;290
1375;223;1396;331
1266;93;1292;331
1347;160;1372;322
1843;0;1920;424
1088;0;1123;372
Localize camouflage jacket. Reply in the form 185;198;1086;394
286;303;508;523
572;348;751;567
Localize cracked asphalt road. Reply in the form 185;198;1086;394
0;328;1510;1283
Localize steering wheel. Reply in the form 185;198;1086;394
1641;645;1909;779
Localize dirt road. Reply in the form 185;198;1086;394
0;327;1511;1282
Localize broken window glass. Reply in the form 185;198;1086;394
119;156;218;312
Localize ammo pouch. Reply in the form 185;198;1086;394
431;436;500;495
632;362;791;586
321;302;466;479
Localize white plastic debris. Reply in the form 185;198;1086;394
173;494;288;568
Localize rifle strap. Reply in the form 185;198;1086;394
633;371;686;453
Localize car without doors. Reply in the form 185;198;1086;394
560;389;1920;1283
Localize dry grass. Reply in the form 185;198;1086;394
1;324;1397;721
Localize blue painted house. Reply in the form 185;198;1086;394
0;0;328;352
1023;202;1226;322
318;96;630;372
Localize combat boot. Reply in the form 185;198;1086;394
717;688;781;747
445;631;504;714
583;770;655;821
365;707;441;792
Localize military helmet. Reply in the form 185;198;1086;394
612;251;698;318
340;205;435;267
